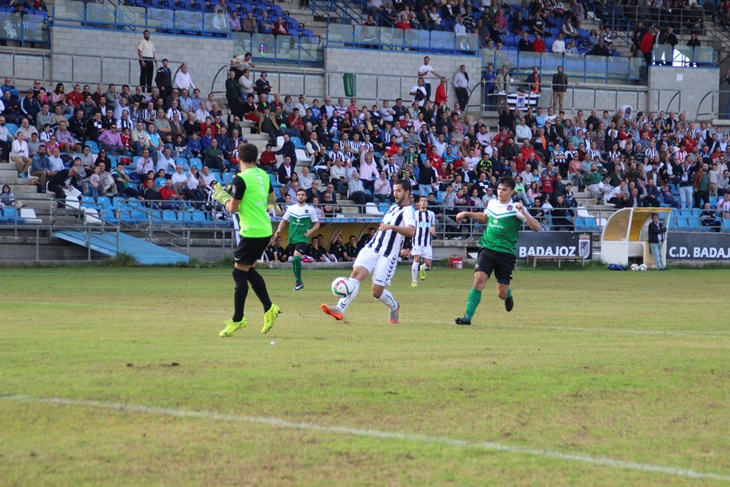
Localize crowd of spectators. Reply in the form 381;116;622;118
3;35;730;229
0;70;252;210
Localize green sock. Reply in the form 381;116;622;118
506;288;512;299
465;288;482;319
292;255;302;282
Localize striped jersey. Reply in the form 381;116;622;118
414;209;436;248
479;199;526;255
366;204;416;258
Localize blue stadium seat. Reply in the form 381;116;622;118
162;210;180;224
191;209;214;226
189;158;203;171
290;136;306;149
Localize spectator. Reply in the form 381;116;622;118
11;131;32;176
273;17;289;36
242;12;257;33
551;66;568;111
137;30;156;92
347;171;374;213
552;32;566;54
647;212;667;269
155;59;172;101
159;178;184;210
174;64;195;92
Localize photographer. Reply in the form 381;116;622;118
648;213;667;270
410;78;427;108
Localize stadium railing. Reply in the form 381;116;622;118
481;49;647;84
589;2;706;36
651;45;716;67
326;24;480;55
232;32;324;67
52;2;232;37
0;10;50;49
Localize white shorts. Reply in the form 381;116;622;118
353;246;398;286
411;245;433;260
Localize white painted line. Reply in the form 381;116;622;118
16;302;730;339
2;395;729;482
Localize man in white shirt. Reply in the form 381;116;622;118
298;166;313;190
10;131;32;175
194;102;210;124
295;94;309;115
516;117;532;142
552;32;566;54
453;64;471;112
137;30;156;92
48;147;65;173
378;100;395;123
417;56;441;102
174;64;195;91
410;78;427;108
156;147;177;174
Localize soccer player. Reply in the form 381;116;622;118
212;143;281;337
411;195;436;287
453;177;540;325
274;188;320;290
321;179;416;324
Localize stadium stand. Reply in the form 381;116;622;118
1;0;729;241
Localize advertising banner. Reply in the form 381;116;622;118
666;233;730;260
516;232;593;260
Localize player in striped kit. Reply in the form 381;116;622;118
321;180;416;324
411;195;436;287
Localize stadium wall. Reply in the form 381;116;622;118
647;66;719;117
1;51;52;85
324;48;484;107
50;26;233;93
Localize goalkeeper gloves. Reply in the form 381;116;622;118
212;183;232;205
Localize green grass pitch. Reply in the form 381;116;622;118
1;266;729;486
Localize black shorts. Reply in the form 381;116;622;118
475;248;516;285
234;236;270;266
291;242;308;255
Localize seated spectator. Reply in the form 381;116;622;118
700;202;721;231
159;178;184;210
242;12;257;33
347;171;374;213
265;236;288;263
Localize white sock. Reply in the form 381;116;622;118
421;263;430;271
411;261;419;282
337;278;360;312
378;289;398;312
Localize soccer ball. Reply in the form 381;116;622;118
630;264;639;271
331;277;352;297
639;264;648;272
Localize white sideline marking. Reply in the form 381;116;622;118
19;302;730;340
2;396;729;482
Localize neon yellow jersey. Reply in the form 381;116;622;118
231;167;273;238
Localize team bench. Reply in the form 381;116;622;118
525;254;586;268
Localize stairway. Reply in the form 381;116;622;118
0;162;55;210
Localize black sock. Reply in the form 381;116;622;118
248;268;272;311
232;268;249;322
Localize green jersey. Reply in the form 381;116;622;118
282;203;319;244
231;167;273;238
478;199;526;255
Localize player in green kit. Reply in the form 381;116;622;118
453;177;540;325
212;143;281;337
274;188;320;290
